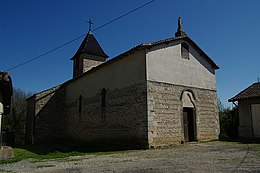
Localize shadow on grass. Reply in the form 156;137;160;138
0;141;144;164
20;139;145;155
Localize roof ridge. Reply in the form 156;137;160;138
229;82;260;102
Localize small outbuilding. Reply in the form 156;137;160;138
229;82;260;139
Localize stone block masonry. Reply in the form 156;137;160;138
26;85;61;144
30;81;148;148
64;81;148;148
32;86;66;144
147;80;219;148
27;80;219;148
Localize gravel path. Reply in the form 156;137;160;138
1;141;260;173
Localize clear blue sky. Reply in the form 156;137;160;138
1;0;260;107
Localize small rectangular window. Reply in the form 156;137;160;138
181;42;189;59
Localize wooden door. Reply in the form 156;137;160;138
183;108;195;142
183;109;189;142
251;104;260;137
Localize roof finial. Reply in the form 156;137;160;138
87;19;93;32
175;17;187;37
177;17;183;32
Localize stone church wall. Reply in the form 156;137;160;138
63;49;147;147
63;81;148;148
30;82;147;147
28;50;148;148
32;87;66;144
26;85;61;144
147;80;219;148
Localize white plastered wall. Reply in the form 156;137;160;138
146;40;216;90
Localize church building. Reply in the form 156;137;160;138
26;18;220;148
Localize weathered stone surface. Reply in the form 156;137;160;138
0;146;14;160
64;82;147;147
83;58;104;73
147;81;219;148
29;82;148;148
27;80;219;149
26;85;61;144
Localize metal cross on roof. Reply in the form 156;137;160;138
87;19;93;32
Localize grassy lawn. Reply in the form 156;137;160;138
0;148;87;164
0;143;139;164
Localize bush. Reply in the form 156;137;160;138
218;99;239;140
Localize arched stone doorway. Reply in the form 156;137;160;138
181;90;196;142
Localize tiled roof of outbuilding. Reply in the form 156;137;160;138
228;82;260;102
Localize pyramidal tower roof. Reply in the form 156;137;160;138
71;31;108;60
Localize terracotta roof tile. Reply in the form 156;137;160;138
229;82;260;102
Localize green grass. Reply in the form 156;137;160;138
0;143;139;164
0;148;87;164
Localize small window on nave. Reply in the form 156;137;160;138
101;88;106;107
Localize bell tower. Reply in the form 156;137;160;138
71;20;108;78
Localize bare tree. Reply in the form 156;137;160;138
3;88;32;146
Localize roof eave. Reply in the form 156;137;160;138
143;36;219;70
229;96;260;102
70;51;109;60
183;37;219;70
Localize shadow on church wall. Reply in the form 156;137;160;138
26;81;149;153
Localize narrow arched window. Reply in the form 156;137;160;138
181;42;189;59
79;95;82;114
101;88;106;107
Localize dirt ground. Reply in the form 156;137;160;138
1;141;260;173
